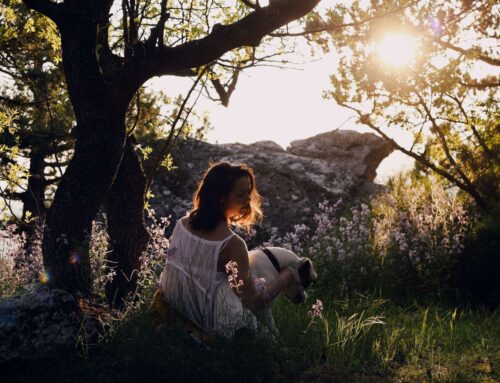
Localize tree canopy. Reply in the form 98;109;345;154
309;0;499;209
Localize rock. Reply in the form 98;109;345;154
0;286;104;363
288;130;394;181
147;129;393;235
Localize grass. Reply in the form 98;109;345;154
3;290;499;383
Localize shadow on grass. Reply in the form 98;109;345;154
2;309;286;383
2;295;500;383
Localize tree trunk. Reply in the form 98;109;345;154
41;20;128;296
105;136;149;307
42;130;125;296
20;55;49;243
22;146;47;220
20;145;47;255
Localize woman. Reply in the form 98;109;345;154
158;162;296;338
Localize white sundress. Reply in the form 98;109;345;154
159;217;258;337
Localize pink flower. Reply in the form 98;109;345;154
225;260;244;291
254;277;266;291
308;299;324;319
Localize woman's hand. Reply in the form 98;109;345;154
223;237;299;313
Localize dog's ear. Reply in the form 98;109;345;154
298;258;314;288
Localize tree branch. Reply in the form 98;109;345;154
270;0;418;37
459;76;500;89
141;0;320;81
416;93;488;209
21;0;63;24
145;66;209;193
146;0;170;49
239;0;260;10
0;94;54;107
210;67;241;106
337;100;489;210
435;38;500;67
446;93;498;164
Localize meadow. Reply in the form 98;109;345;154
1;173;499;383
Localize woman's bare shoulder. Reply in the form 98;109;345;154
224;234;248;254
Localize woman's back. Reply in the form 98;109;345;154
159;217;235;333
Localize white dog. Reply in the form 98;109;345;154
213;246;317;337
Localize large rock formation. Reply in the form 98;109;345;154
149;129;393;234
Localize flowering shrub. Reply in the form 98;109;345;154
263;172;473;301
0;172;474;305
0;223;43;297
0;213;172;306
264;198;377;297
137;215;170;291
89;220;114;295
372;174;473;299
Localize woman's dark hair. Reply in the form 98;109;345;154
188;162;262;233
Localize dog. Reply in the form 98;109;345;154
213;246;317;337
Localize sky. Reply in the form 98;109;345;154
148;50;415;184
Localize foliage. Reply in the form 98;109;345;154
1;168;499;381
0;223;43;296
372;174;473;301
264;171;474;303
310;0;500;210
0;1;214;224
0;0;72;223
458;203;500;308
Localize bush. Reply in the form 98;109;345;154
264;172;474;303
0;224;43;297
372;174;473;302
458;204;500;307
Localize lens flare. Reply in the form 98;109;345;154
39;271;50;284
377;33;418;67
425;16;443;36
69;252;80;265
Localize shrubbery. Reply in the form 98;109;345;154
0;171;495;308
0;213;170;307
263;172;477;304
458;204;500;307
1;171;499;382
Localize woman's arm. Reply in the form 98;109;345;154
226;237;295;313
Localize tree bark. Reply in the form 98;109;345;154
21;146;47;229
105;136;149;307
41;19;127;296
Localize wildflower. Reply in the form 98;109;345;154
254;277;266;291
307;299;324;319
225;260;244;292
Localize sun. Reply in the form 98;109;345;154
377;33;418;67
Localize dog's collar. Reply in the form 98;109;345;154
262;248;281;273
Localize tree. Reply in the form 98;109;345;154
0;0;73;241
308;0;499;210
17;0;321;299
2;0;213;304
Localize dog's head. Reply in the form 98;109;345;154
284;256;317;304
260;247;317;304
